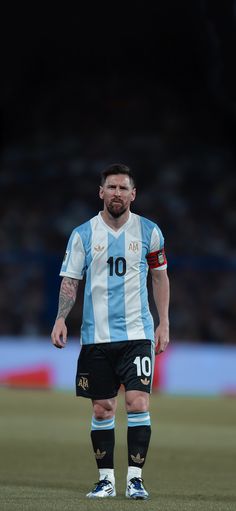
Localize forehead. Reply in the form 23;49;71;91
104;174;132;188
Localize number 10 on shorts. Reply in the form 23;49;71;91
133;356;151;377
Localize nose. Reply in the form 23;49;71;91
114;186;121;196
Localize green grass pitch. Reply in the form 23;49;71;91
0;388;236;511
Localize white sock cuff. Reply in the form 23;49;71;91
99;468;115;484
127;466;142;483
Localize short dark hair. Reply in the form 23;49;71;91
100;163;136;187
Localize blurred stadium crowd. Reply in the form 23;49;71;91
1;117;235;343
1;2;236;344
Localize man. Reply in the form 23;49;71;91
51;163;170;499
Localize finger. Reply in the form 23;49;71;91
156;339;169;355
155;338;161;354
51;332;65;348
54;339;65;349
155;340;165;355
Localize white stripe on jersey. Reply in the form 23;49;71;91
124;215;146;340
90;216;110;343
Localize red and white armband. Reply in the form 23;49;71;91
146;248;167;269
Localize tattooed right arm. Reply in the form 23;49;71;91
56;277;79;320
51;277;79;349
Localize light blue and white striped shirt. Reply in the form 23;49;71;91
60;212;167;345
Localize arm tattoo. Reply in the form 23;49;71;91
56;277;79;320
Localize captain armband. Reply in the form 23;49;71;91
146;248;167;269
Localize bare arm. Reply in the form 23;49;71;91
51;277;79;349
151;268;170;354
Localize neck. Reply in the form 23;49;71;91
101;209;130;231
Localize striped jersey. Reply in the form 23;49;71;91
60;212;167;345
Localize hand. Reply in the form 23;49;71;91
155;323;169;355
51;317;67;349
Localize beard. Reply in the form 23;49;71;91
107;200;127;218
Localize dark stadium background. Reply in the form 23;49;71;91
1;2;235;344
1;7;236;509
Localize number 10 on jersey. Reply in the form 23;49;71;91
107;256;127;276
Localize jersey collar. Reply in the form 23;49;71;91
98;211;133;236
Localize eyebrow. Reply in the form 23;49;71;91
107;184;129;189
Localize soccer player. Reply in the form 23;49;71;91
51;163;170;499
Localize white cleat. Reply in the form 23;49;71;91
126;477;149;500
86;479;116;498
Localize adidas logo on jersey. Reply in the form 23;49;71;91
94;244;104;252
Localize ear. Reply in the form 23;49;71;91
99;186;104;199
130;188;136;201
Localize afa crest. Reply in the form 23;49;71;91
128;241;139;252
78;376;89;391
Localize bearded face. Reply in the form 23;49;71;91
107;197;127;218
99;174;136;219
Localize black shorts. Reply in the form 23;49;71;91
76;339;154;400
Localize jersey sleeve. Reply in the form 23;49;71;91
146;225;167;271
59;229;86;279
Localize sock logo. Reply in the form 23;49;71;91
140;377;150;385
130;453;145;464
94;449;106;459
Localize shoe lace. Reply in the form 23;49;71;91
93;479;111;490
130;477;144;490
